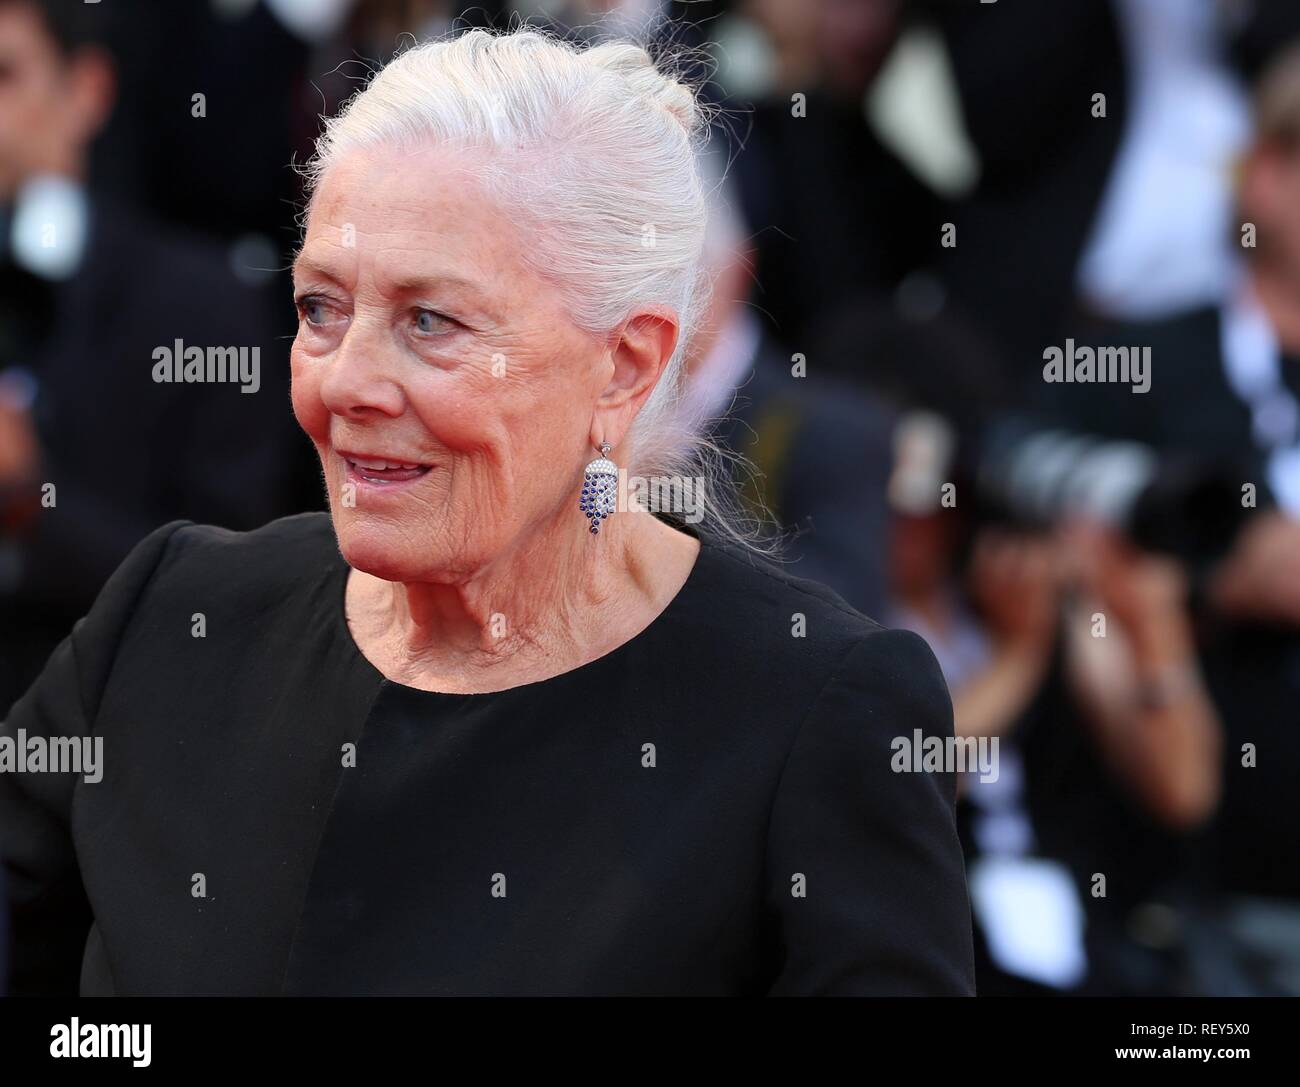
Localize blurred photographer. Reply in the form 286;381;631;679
966;43;1300;989
887;407;1227;994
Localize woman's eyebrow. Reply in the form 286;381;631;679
386;271;503;323
387;271;490;298
291;253;344;284
290;256;500;321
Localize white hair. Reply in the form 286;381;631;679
302;26;776;553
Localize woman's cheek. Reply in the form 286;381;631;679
407;369;501;450
289;348;330;442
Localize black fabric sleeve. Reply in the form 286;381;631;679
0;519;188;995
764;627;977;995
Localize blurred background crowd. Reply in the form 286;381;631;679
3;0;1300;996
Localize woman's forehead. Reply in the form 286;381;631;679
298;145;528;296
310;141;497;222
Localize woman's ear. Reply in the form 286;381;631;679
590;306;679;451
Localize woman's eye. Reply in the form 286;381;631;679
413;308;455;335
296;295;341;328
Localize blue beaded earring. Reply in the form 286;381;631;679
580;442;618;535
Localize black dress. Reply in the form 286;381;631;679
0;512;975;996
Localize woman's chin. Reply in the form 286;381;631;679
332;515;446;584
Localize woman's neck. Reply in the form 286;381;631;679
346;506;700;693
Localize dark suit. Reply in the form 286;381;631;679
0;195;309;714
0;864;7;996
712;333;893;620
1040;307;1257;465
925;0;1128;378
926;0;1300;387
733;92;949;355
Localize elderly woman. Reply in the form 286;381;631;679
0;29;974;996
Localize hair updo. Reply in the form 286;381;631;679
302;27;769;552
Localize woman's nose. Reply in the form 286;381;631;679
316;321;405;419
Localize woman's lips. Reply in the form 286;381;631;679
340;453;432;486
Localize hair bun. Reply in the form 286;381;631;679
584;41;702;136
